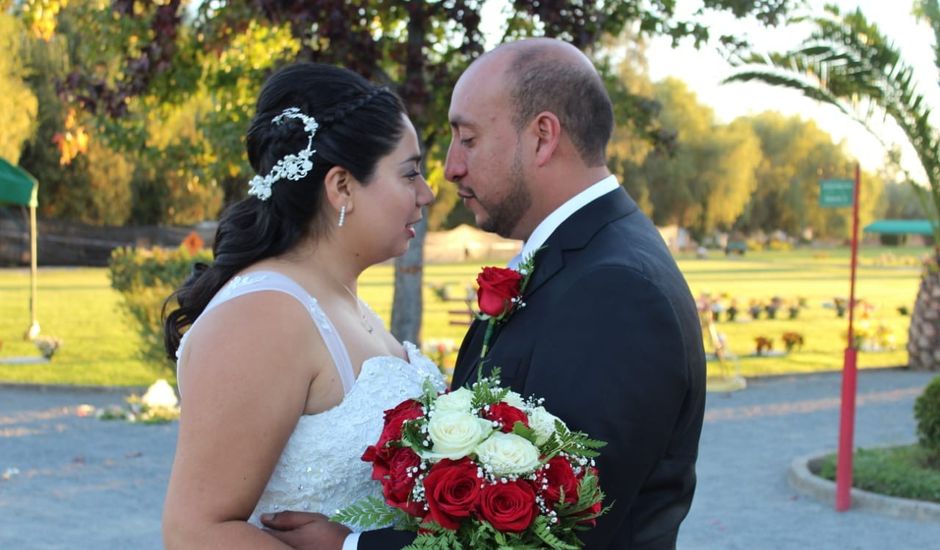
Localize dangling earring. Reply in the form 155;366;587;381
338;205;346;227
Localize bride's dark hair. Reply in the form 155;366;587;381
163;62;407;359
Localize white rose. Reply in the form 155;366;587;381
528;406;561;445
426;411;493;460
434;387;474;414
475;432;541;475
502;391;526;409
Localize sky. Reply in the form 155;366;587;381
644;0;938;181
480;0;938;182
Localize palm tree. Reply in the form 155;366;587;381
725;3;940;370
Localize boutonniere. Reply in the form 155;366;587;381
475;251;538;359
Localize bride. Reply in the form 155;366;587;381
161;62;443;548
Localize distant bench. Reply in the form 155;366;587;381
428;282;477;327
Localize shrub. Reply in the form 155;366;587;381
109;246;212;377
915;376;940;458
767;239;792;251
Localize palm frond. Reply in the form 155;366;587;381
725;6;940;229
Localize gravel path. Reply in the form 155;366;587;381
679;369;940;549
1;368;938;549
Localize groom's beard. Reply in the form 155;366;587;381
479;150;531;238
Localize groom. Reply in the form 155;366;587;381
264;38;706;549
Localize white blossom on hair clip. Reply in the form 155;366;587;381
247;107;319;201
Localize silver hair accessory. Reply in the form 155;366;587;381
247;107;319;201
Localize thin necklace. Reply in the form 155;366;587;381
340;283;374;334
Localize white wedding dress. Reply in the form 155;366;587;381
176;270;446;530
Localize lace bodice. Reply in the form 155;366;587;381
176;271;446;530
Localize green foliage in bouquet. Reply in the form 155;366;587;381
109;245;212;377
331;496;412;532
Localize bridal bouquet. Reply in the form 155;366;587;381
333;371;608;549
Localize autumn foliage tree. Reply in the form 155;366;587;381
21;0;798;342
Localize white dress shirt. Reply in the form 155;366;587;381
342;532;360;550
344;174;620;550
508;174;620;268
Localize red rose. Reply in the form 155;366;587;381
421;458;481;530
377;399;424;447
361;444;393;480
538;456;579;507
477;479;537;533
484;403;530;433
476;266;523;318
382;447;424;516
577;500;602;527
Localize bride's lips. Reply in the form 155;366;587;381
406;219;421;238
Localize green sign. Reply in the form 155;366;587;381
819;179;854;208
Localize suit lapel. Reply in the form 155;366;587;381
523;188;636;298
452;318;485;388
451;188;637;389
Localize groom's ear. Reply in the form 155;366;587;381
323;165;356;213
531;111;561;167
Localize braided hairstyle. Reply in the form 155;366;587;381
163;62;406;359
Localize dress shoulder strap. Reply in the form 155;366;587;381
188;271;358;394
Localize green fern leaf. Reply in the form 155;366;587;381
331;496;403;529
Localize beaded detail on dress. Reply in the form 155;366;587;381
175;271;445;530
248;342;443;528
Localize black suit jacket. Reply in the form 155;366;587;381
360;188;705;550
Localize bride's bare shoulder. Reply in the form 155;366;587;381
180;290;329;385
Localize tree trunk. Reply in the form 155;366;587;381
390;3;428;345
908;249;940;370
391;217;427;344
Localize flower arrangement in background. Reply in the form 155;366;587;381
748;300;763;321
781;332;804;353
98;379;180;424
33;336;61;360
833;297;848;318
787;300;801;320
754;336;774;355
764;296;783;320
421;339;458;377
333;370;608;548
852;322;898;352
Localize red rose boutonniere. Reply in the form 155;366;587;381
475;251;538;359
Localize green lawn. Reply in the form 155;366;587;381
676;247;925;378
816;445;940;504
0;246;929;386
0;268;155;386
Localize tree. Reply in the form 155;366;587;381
733;112;882;240
47;0;800;344
606;33;658;216
639;78;760;239
726;3;940;369
0;13;38;164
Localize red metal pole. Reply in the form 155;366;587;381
835;163;862;511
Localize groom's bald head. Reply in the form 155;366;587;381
477;38;614;167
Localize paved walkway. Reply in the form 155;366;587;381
1;369;938;549
679;368;940;550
